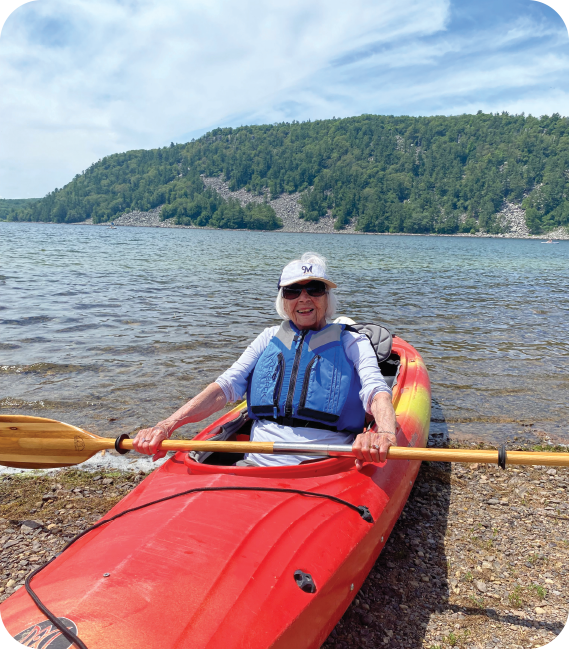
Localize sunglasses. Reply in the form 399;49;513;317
282;280;327;300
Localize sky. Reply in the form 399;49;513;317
0;0;568;199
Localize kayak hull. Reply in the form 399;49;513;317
1;337;430;648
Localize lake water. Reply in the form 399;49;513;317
1;222;568;447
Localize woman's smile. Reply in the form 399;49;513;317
285;289;327;329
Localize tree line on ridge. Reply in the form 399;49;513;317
3;112;569;234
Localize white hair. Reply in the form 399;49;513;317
275;252;338;321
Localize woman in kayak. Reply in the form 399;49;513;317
134;252;397;469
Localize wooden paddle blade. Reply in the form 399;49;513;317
0;415;109;469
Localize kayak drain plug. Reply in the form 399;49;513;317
294;570;316;594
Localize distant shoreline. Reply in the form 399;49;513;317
4;219;568;240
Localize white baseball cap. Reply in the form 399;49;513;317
278;260;337;289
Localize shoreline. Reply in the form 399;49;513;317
5;218;568;241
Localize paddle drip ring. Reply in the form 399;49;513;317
114;434;130;455
497;444;507;470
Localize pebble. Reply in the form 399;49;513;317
0;471;145;601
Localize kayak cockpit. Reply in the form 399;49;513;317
181;412;357;478
177;349;402;477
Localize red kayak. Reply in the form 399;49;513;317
1;335;431;649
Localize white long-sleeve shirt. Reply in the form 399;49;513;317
215;325;391;467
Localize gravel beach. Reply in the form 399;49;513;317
323;455;568;649
1;444;567;648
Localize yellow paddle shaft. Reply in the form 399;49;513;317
12;438;277;454
10;437;569;466
387;447;569;467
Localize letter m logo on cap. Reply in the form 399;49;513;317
301;265;313;274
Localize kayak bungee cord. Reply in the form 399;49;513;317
24;485;374;649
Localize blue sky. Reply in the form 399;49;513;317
0;0;568;198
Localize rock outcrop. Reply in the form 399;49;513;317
78;177;356;234
202;176;356;234
497;202;531;237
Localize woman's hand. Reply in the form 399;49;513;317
133;422;172;462
352;427;397;471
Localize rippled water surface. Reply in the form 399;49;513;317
1;222;568;445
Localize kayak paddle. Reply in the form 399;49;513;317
1;415;568;469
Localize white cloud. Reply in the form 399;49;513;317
244;8;569;124
0;0;449;197
0;0;568;198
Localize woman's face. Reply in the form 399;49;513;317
283;280;328;330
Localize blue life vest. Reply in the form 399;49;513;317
247;321;365;435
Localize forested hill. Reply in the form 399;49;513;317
5;112;569;234
0;198;39;221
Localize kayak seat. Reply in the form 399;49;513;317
347;322;392;364
347;322;400;389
